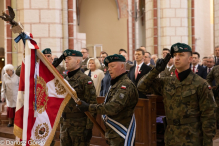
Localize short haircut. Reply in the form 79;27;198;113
100;51;108;56
87;58;101;69
215;46;219;49
135;48;145;55
163;48;170;53
119;48;127;53
202;57;208;60
81;48;89;53
145;52;151;57
192;52;200;58
4;64;14;72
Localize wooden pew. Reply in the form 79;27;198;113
90;96;158;146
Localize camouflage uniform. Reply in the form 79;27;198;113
138;68;216;146
60;69;97;146
100;65;108;74
160;65;176;77
56;65;65;74
207;65;219;120
89;74;138;145
81;58;89;72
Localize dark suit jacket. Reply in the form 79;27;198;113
99;71;111;96
191;65;207;79
128;63;152;98
214;56;219;65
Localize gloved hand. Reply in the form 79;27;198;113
156;53;172;72
76;100;90;112
84;129;92;142
52;54;65;68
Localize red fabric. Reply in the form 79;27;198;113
192;66;195;73
7;107;16;118
175;69;180;81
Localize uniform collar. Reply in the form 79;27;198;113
67;68;81;78
174;70;194;86
110;73;127;87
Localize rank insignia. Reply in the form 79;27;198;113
121;85;126;89
88;81;92;84
174;45;178;51
64;52;67;56
119;93;125;99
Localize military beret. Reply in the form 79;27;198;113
170;43;192;57
104;54;126;67
63;49;83;58
42;48;51;54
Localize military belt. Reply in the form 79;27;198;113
62;112;86;119
167;117;199;126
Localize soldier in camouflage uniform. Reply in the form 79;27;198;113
138;43;216;146
207;65;219;122
77;54;138;146
58;49;97;146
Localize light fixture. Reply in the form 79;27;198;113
127;0;145;22
2;58;4;61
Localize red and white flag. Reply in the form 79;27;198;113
14;33;72;146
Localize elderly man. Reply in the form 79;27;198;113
56;49;97;146
144;52;154;68
138;43;216;146
120;52;133;71
77;54;138;146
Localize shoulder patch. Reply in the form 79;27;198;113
88;81;92;84
121;85;126;89
119;93;125;99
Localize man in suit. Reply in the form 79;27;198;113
191;52;207;79
119;48;133;64
202;56;208;67
128;48;152;98
139;46;155;65
120;52;133;71
144;52;155;68
81;48;89;72
215;46;219;65
206;56;216;86
100;51;108;74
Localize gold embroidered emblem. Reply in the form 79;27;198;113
33;76;49;114
55;79;66;95
35;122;49;140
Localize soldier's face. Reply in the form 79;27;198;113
65;56;78;71
162;50;169;58
88;59;96;71
174;52;192;71
44;54;53;64
108;62;124;79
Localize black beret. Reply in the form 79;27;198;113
104;54;126;67
170;43;192;57
63;49;83;58
42;48;51;54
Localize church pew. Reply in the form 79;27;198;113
90;96;158;146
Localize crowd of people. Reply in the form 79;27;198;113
0;44;219;146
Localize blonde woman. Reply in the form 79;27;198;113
84;58;104;96
1;64;19;127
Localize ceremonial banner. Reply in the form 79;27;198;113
13;33;72;146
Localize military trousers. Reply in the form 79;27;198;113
60;122;89;146
106;137;125;146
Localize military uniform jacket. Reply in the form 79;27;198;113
160;65;176;77
138;68;217;146
62;69;97;132
207;65;219;86
89;74;138;139
81;58;89;72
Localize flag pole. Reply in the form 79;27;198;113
36;49;105;137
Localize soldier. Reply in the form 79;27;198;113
77;54;138;146
58;49;97;146
81;48;89;72
137;43;216;146
100;51;108;74
207;62;219;127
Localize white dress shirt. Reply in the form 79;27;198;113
191;64;199;73
135;61;144;73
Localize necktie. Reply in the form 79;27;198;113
208;68;211;73
192;66;195;73
135;65;139;79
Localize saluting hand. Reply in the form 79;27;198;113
156;53;172;72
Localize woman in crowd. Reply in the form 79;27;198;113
84;58;104;96
1;64;19;127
